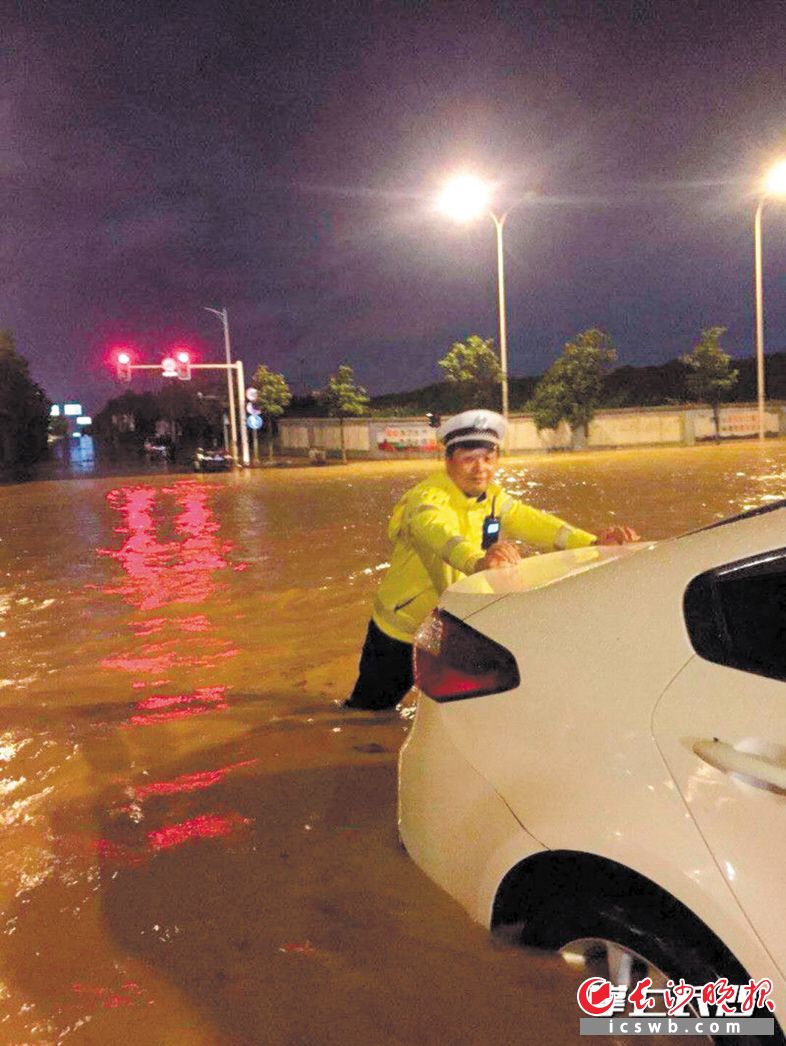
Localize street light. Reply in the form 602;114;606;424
754;160;786;440
439;175;510;418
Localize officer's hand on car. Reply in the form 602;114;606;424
595;525;641;544
476;540;522;571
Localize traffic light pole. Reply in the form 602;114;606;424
235;359;250;466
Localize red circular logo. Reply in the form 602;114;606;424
577;977;614;1016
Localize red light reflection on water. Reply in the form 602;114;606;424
71;980;151;1009
103;646;179;676
130;760;257;802
178;615;211;632
92;811;252;861
133;616;166;637
91;809;253;866
126;686;229;726
98;483;237;610
98;482;243;688
132;615;211;638
147;812;252;851
92;837;146;866
103;640;239;677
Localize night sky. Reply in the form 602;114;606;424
3;0;786;411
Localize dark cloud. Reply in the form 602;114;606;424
2;0;786;408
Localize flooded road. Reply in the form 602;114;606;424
2;441;786;1044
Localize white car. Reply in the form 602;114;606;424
399;501;786;1035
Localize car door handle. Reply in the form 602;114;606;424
693;739;786;792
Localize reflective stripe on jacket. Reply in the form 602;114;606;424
372;471;596;643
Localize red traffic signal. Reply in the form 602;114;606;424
116;350;132;382
175;350;191;381
161;356;177;378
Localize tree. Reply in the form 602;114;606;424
92;384;225;458
0;329;50;476
93;390;160;451
322;364;369;463
680;326;739;439
528;377;572;433
530;329;617;443
438;335;502;410
251;364;292;460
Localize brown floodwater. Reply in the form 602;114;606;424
1;441;785;1045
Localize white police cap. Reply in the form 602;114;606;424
437;409;507;449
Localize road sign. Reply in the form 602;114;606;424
247;414;263;430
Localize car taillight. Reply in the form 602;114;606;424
413;609;519;703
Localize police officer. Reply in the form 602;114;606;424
344;409;639;711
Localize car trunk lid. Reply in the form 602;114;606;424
439;543;651;622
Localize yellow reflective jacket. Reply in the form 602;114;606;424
372;471;596;642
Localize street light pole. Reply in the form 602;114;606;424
751;160;786;442
754;199;766;441
438;175;513;420
492;211;510;419
204;307;239;461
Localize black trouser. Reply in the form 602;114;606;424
346;619;414;710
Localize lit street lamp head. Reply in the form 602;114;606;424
764;160;786;197
438;174;493;222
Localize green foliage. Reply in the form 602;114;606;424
369;375;536;416
600;360;689;407
368;348;786;416
438;335;502;410
0;328;50;474
681;327;738;407
529;377;573;432
680;326;739;439
530;328;617;435
93;390;158;440
322;364;369;417
321;364;369;463
92;382;227;449
251;364;292;458
252;364;292;419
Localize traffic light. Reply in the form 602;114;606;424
161;356;177;378
175;350;191;381
426;412;441;428
116;351;132;382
